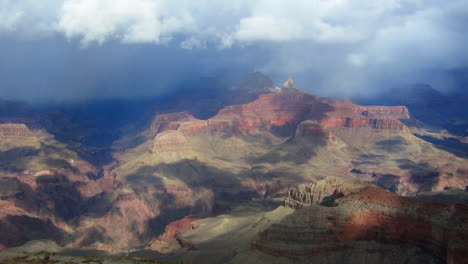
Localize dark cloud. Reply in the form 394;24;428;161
0;37;270;102
0;0;467;101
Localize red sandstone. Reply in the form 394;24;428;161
149;83;410;154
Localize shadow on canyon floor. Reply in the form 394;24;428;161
351;154;387;166
0;215;65;248
0;147;40;172
36;175;85;221
414;134;468;158
247;136;328;165
397;159;440;192
124;159;303;238
0;179;67;247
375;136;409;153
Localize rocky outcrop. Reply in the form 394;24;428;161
331;104;410;119
0;123;34;138
320;117;409;132
282;78;298;91
253;181;468;263
152;131;192;153
150;112;197;132
148;216;199;252
158;216;199;241
284;177;345;208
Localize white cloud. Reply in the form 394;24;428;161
235;16;302;42
58;0;162;45
0;0;62;35
0;9;23;32
1;0;465;50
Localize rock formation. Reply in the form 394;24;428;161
284;177;346;208
148;216;199;252
282;77;298;91
152;131;192;153
253;180;468;264
0;123;34;138
149;79;411;154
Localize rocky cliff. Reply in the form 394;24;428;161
284;177;346;208
149;78;410;153
253;179;468;264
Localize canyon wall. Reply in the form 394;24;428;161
253;180;468;264
149;83;411;153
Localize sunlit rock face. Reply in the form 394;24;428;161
149;77;410;150
253;179;468;264
284;177;346;208
152;131;192;154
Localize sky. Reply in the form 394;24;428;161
1;0;468;102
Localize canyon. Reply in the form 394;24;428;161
0;74;467;263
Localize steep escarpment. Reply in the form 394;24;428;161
252;179;468;263
148;78;411;155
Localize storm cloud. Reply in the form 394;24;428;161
1;0;467;101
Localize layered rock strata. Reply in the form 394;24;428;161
0;123;34;138
253;180;468;264
284;177;346;208
151;131;192;153
150;79;410;153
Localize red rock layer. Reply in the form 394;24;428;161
151;131;192;153
319;117;409;132
158;216;199;241
295;121;331;137
147;216;199;251
0;123;34;138
209;92;319;134
330;103;410;119
150;112;197;132
252;182;468;263
149;82;410;150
